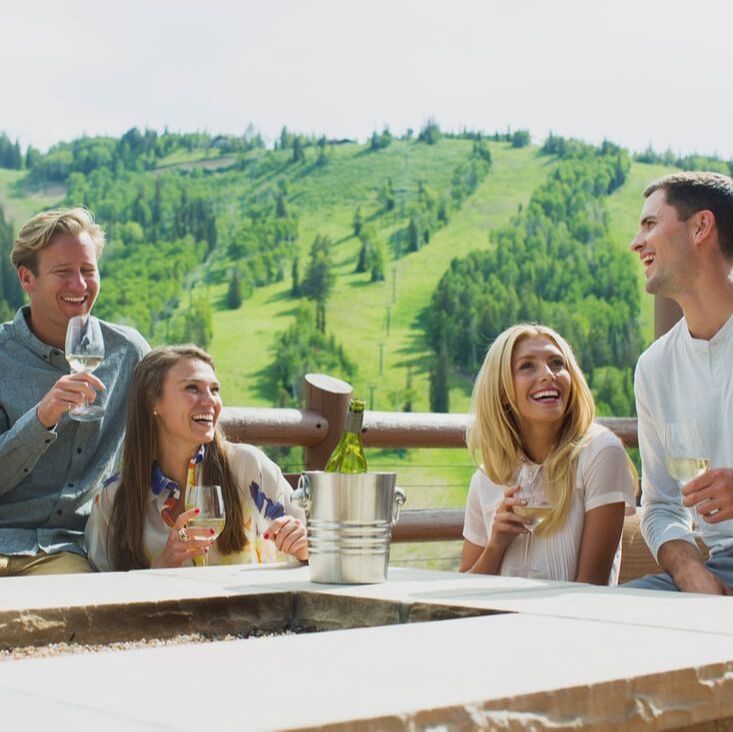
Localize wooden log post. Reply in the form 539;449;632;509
304;373;353;470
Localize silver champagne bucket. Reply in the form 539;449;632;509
293;471;407;584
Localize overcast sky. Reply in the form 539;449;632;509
3;0;733;157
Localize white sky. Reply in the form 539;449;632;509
3;0;733;157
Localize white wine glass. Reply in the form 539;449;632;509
664;421;710;537
65;315;105;421
185;484;226;568
513;464;554;578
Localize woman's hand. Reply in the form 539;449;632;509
151;508;215;568
459;486;529;574
265;515;308;561
489;485;529;551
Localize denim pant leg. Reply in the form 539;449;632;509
623;571;680;591
623;548;733;592
706;552;733;589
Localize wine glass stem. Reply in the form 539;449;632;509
523;531;533;570
691;505;701;537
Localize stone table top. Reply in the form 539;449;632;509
1;564;732;730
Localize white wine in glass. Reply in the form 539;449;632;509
664;421;710;536
186;484;226;568
514;504;554;531
65;315;105;421
515;464;555;578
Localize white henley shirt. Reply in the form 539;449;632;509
635;313;733;560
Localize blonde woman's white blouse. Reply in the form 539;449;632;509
462;424;636;585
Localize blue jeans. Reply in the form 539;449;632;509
624;550;733;591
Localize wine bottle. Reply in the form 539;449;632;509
324;398;367;473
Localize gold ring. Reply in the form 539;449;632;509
178;527;189;542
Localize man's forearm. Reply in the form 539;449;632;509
657;539;726;594
657;539;702;577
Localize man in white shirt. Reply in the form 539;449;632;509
629;172;733;594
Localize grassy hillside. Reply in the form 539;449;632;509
0;143;674;507
0;169;65;227
207;140;553;414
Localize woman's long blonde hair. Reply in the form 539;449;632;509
467;324;596;536
109;345;245;570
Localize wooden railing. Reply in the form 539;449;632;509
221;374;638;543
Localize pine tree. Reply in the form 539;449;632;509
352;207;363;237
403;367;415;412
291;257;301;297
292;136;305;164
379;178;395;212
302;235;335;332
226;270;243;309
276;190;288;218
370;239;386;282
407;216;420;252
429;342;450;413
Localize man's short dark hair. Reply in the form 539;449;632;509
645;171;733;260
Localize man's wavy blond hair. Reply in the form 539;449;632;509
467;323;596;536
11;207;105;274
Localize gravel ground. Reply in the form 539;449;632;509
1;628;308;662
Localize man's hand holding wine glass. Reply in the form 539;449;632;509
36;371;106;429
682;468;733;525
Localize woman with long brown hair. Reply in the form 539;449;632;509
459;324;636;584
86;345;306;570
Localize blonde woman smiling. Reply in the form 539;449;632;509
459;324;636;585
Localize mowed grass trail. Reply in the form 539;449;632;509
210;141;553;414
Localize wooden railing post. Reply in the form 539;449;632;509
304;373;353;469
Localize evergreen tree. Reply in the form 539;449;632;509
302;235;335;332
226;270;243;309
352;207;363;237
379;178;395;212
355;239;370;273
403;367;415;412
276;190;288;218
407;216;420;252
176;297;213;348
292;136;305;164
291;256;301;297
266;306;356;407
316;136;328;166
511;130;531;148
429;342;450;412
370;239;386;282
418;119;442;145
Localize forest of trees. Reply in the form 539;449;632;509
426;138;639;415
24;127;264;183
0;207;24;322
4;123;727;423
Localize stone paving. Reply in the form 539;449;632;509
1;564;733;730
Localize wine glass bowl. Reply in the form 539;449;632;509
185;484;226;568
664;421;710;536
513;464;554;578
64;315;105;421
